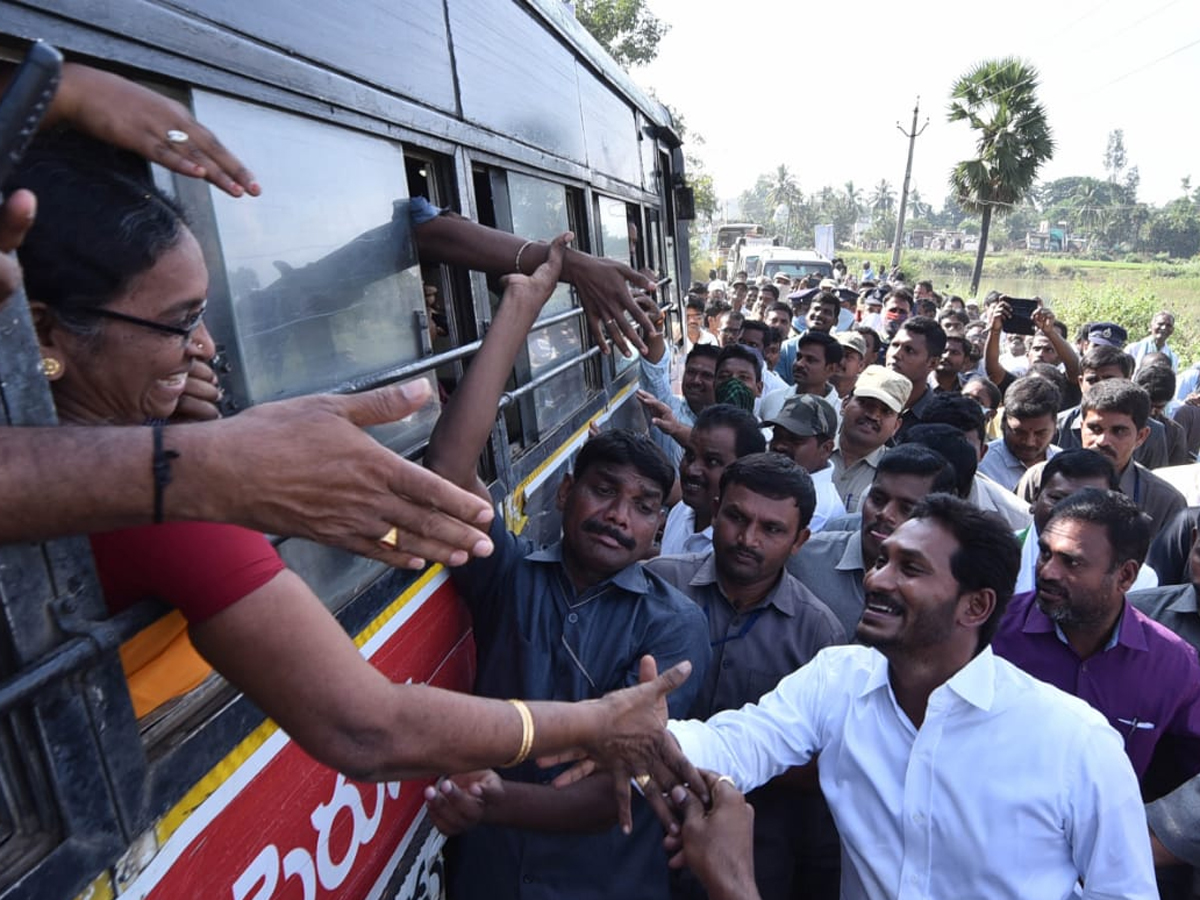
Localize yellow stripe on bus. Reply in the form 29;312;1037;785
147;380;635;851
154;565;440;844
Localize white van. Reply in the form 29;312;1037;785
755;247;834;282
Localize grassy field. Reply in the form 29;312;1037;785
695;248;1200;366
885;250;1200;367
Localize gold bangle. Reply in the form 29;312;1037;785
514;240;535;275
502;698;535;768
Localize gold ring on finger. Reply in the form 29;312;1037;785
378;526;400;549
715;775;736;789
166;129;189;143
634;773;652;790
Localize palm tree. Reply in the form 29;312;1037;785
767;164;802;242
907;187;932;221
948;57;1055;295
843;180;864;216
870;179;895;215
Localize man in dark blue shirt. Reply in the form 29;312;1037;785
423;234;710;900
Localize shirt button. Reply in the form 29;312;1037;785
523;875;534;884
909;874;920;885
722;659;733;669
567;612;578;624
912;811;925;824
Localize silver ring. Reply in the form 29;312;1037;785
166;129;190;144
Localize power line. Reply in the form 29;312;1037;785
1075;34;1200;96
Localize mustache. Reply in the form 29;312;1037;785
581;518;636;549
729;545;763;564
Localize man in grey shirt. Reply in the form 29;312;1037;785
646;453;844;900
788;445;958;637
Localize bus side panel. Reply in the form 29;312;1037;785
449;0;587;164
129;0;458;113
576;64;641;187
122;575;472;900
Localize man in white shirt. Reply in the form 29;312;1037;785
668;494;1156;899
1128;311;1179;370
760;331;843;425
764;394;847;533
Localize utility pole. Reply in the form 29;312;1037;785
891;98;929;273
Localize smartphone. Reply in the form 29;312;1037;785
1002;297;1038;335
0;41;63;191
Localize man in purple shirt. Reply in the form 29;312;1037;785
993;488;1200;783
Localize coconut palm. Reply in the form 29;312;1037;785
767;164;802;243
843;180;864;216
948;57;1054;295
907;188;932;221
870;179;895;215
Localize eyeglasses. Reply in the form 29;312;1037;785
80;302;208;342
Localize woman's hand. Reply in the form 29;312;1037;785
48;63;259;198
172;359;223;422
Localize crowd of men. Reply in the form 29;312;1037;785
11;54;1195;896
422;253;1199;900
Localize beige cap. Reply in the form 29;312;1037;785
835;331;867;358
851;365;912;413
819;277;838;291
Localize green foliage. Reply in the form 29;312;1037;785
947;57;1055;294
1052;280;1200;366
574;0;668;68
1147;199;1200;259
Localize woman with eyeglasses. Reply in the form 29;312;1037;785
19;133;224;715
6;131;701;804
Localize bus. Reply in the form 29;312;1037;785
0;3;692;898
713;222;761;271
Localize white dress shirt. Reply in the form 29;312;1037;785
669;645;1155;900
809;463;847;533
659;501;712;557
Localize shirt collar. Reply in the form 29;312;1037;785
1166;585;1200;615
526;541;651;595
1021;590;1147;653
855;646;997;711
837;531;866;572
689;551;799;618
941;646;998;711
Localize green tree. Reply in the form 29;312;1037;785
843;180;864;216
767;164;802;242
1103;129;1127;184
947;57;1055;295
574;0;669;68
870;179;896;215
1147;198;1200;259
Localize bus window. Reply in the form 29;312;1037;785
405;150;473;396
595;196;644;373
482;169;590;440
596;195;638;268
188;91;439;450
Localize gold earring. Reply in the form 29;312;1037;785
41;356;63;379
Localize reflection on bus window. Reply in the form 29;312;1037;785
506;172;586;434
597;195;635;266
192;94;437;438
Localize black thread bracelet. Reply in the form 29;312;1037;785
152;423;179;524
